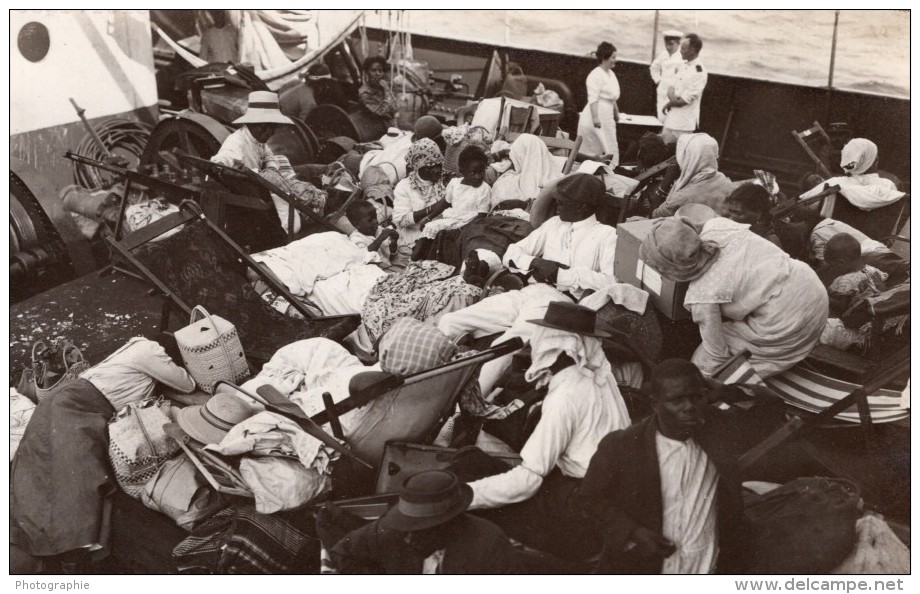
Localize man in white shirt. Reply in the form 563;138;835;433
437;173;617;394
579;359;748;574
662;33;708;144
452;302;630;562
650;29;684;122
211;91;309;234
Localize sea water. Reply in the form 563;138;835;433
370;9;909;98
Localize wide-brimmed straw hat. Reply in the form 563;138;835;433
233;91;294;126
527;301;611;339
380;470;474;532
177;392;259;445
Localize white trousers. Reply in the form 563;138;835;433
437;284;574;395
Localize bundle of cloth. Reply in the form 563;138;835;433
250;231;389;320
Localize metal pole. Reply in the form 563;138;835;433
828;10;840;88
651;10;660;63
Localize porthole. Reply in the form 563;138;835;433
18;21;50;63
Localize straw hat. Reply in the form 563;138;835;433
233;91;294;126
177;392;259;445
527;301;611;339
380;470;474;532
662;29;684;39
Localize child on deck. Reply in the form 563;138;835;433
818;233;888;350
347;199;402;271
421;145;492;239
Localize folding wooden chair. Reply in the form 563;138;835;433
104;200;360;363
616;155;678;224
314;337;525;467
792;121;834;179
173;149;342;242
736;346;909;472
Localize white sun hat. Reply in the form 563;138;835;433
233;91;294;126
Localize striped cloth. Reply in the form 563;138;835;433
712;355;766;387
765;365;909;424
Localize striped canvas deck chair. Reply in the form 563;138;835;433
738;347;909;470
765;364;909;425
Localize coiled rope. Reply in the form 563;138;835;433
71;118;153;189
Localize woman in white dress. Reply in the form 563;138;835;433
577;42;621;167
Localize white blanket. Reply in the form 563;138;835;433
252;232;369;296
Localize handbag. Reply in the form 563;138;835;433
174;305;250;394
108;398;181;499
141;454;226;531
23;340;91;403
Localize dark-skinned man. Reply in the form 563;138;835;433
578;359;749;574
437;173;618;396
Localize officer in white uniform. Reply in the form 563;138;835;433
662;33;708;144
650;29;684;122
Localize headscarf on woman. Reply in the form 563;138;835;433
840;138;878;175
639;216;720;282
672;133;721;194
404;138;446;203
799;137;904;215
490;133;561;206
651;133;736;218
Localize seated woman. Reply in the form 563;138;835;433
11;335;195;572
392;139;451;263
799;138;906;238
650;133;735;218
489;134;563;210
723;183;782;248
358;56;398;129
640;208;828;378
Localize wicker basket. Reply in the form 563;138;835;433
175;306;250;394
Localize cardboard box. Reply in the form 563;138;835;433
614;219;691;321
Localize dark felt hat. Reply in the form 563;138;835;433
527;301;611;339
380;470;473;532
553;173;605;206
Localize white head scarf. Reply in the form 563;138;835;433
491;133;561;203
840;138;878;176
672;133;720;194
524;324;613;389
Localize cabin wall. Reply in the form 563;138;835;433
364;28;910;184
10;11;159;135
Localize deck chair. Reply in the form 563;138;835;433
505;131;583;174
312;337;525;467
792;121;835;179
104;200;360;363
615;155;678;224
173;149;342;243
735;346;909;471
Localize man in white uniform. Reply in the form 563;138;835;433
650;29;684;122
662;33;708;144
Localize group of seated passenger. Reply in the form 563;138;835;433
14;79;907;575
